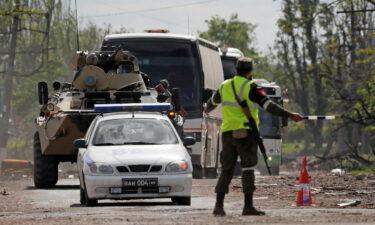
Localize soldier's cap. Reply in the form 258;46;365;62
86;53;98;65
236;57;253;71
159;79;169;89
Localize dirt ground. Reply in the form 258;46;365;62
1;170;375;225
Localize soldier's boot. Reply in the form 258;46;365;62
213;192;226;216
242;193;265;216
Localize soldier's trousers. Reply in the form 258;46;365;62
215;130;258;194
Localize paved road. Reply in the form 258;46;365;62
1;177;375;225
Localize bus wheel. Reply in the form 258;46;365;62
271;166;280;176
204;168;217;179
192;165;203;179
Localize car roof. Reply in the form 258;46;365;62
96;111;168;122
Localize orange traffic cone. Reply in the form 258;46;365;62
296;156;312;206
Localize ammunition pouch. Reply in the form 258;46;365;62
232;129;248;139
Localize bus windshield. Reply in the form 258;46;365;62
101;39;202;117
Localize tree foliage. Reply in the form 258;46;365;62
0;0;127;160
199;13;258;57
273;0;374;168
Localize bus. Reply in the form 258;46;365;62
100;32;224;178
220;47;244;80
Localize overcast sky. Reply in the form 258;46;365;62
75;0;282;53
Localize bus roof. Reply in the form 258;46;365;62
220;47;244;58
103;33;219;50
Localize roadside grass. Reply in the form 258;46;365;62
342;154;375;174
349;161;375;174
282;143;304;154
350;169;375;174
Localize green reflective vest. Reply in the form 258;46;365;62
218;76;259;132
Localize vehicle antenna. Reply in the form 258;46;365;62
187;15;190;35
75;0;80;51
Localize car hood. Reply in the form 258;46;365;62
86;144;189;165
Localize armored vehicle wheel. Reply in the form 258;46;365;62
33;132;58;188
172;197;191;206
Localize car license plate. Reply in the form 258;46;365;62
122;178;158;187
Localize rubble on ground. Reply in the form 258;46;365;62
231;171;375;209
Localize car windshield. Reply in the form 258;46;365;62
101;39;202;116
221;56;237;80
92;118;178;146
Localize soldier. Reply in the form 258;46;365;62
204;57;303;216
86;53;99;66
155;79;172;103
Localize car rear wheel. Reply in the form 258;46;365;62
172;196;191;206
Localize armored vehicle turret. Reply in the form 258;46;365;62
34;50;175;188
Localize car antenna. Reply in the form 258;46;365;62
99;112;104;117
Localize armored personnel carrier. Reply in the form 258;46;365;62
34;50;180;188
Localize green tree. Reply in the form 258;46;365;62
317;0;375;165
274;0;374;168
0;0;129;161
0;0;51;161
199;13;257;57
273;0;326;152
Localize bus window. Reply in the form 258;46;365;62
259;109;281;139
221;56;237;80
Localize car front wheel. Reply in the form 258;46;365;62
80;186;86;205
84;187;98;207
82;176;98;207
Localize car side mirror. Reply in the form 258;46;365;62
38;81;48;105
73;138;87;148
183;136;196;146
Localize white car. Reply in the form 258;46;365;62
75;111;195;206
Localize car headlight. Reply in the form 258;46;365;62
89;163;114;174
165;160;188;172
